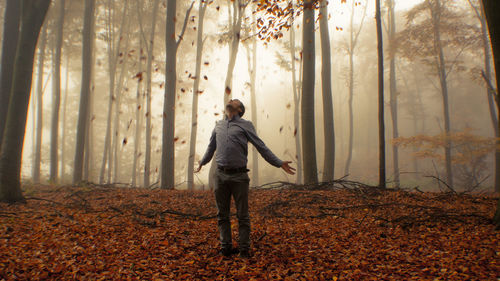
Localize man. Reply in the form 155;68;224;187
196;99;295;258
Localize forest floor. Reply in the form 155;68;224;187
0;181;498;280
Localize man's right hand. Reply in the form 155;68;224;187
195;164;203;173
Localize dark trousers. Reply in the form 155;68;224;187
214;169;250;250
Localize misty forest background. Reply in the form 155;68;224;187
0;0;499;193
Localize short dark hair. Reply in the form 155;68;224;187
234;99;245;117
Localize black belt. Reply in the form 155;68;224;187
217;166;249;174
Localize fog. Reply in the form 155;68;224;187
0;0;495;191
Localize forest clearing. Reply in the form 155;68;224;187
0;183;498;280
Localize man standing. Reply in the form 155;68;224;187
196;99;295;258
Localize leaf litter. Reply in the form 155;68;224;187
0;182;498;280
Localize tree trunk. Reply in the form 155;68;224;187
73;0;95;184
0;0;21;149
482;0;500;227
144;0;160;189
344;0;366;177
388;0;399;188
431;0;453;189
112;26;131;183
319;0;335;182
376;0;386;188
249;18;259;187
0;0;51;203
50;0;65;183
290;1;302;184
187;0;207;190
99;0;128;184
301;0;318;184
162;0;178;189
60;53;69;182
33;26;47;184
132;38;143;187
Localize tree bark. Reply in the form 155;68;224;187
132;33;143;187
319;0;335;182
482;0;500;228
187;0;207;190
33;26;47;184
0;0;21;149
73;0;95;184
376;0;386;188
387;0;399;188
144;0;160;189
50;0;65;183
290;1;302;184
0;0;51;202
301;0;318;184
162;0;178;189
60;53;69;182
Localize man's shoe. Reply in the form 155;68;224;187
239;249;251;258
220;247;239;257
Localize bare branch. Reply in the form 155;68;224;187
176;0;195;48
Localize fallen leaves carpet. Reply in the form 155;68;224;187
0;184;498;280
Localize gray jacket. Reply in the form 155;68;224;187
200;115;283;169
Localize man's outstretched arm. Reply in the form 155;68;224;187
245;122;295;175
196;128;216;172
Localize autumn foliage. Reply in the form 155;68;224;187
0;183;498;280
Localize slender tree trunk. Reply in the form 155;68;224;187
376;0;386;188
99;0;128;184
50;0;65;183
132;39;143;187
0;0;21;148
33;26;47;184
344;0;366;177
208;0;246;189
479;3;498;135
290;2;302;184
73;0;95;184
60;53;69;182
112;26;131;183
0;0;51;202
319;0;335;182
431;0;453;189
249;18;259;187
301;0;318;184
482;0;500;227
144;0;160;189
162;0;178;189
187;0;207;190
387;0;399;188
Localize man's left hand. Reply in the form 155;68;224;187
281;161;296;175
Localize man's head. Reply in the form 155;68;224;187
225;99;245;117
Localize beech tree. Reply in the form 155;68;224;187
0;0;52;202
50;0;65;183
482;0;500;228
187;0;208;191
73;0;95;183
319;0;335;182
0;0;21;150
161;0;193;189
